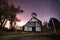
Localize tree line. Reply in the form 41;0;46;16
0;0;23;32
43;17;60;33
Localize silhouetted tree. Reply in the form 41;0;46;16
43;22;51;32
0;0;8;32
8;4;23;29
48;17;60;31
0;0;23;31
0;0;8;27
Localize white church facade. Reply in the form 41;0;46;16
23;12;42;32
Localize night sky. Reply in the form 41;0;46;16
8;0;60;26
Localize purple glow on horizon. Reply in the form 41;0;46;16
8;0;60;25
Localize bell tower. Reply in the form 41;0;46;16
31;12;37;17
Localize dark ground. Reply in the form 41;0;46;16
0;33;60;40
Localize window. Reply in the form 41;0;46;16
30;22;36;27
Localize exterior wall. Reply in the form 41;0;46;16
30;18;37;22
24;26;41;31
24;26;32;31
36;22;40;26
24;26;28;31
28;27;32;31
35;27;41;31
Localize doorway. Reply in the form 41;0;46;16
32;27;35;31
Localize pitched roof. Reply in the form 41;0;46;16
23;17;42;26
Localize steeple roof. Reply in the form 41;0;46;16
31;12;37;17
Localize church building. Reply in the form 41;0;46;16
23;12;42;32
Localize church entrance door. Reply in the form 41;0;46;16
32;27;35;31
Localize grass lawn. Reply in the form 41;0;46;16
0;31;60;36
0;31;31;36
0;31;60;40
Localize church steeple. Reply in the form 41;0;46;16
31;12;37;17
